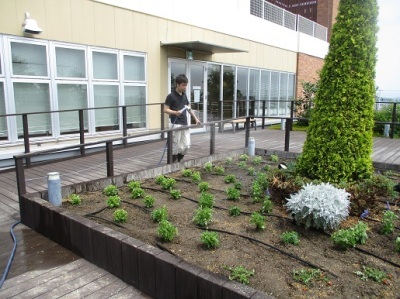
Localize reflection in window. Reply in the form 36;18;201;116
207;64;221;121
94;85;119;131
260;70;270;116
56;47;86;78
124;86;146;128
58;84;88;134
14;82;51;137
279;73;288;115
270;72;279;116
223;66;235;119
236;68;248;117
249;69;259;116
0;83;7;140
93;52;118;80
124;55;145;81
11;42;47;76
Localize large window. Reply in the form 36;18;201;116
11;42;48;77
207;64;221;122
56;47;86;78
14;82;51;137
57;84;88;134
0;35;147;142
236;68;248;117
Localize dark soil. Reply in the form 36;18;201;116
63;157;400;299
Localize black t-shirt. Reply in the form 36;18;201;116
165;90;189;125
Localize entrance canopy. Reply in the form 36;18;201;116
160;40;247;54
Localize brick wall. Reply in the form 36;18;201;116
317;0;340;41
296;53;324;98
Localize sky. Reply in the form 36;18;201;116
376;0;400;97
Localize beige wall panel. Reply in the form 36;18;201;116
93;3;115;48
131;12;148;52
114;7;134;50
0;1;19;35
190;26;204;41
70;0;95;45
44;0;72;41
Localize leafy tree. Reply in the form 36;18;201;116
296;0;379;183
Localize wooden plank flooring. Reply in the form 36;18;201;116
0;128;399;298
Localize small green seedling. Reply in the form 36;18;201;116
354;266;389;283
157;220;178;242
229;206;241;217
225;157;233;165
155;175;166;185
260;198;273;214
113;209;128;223
224;174;236;184
381;210;398;235
395;237;400;252
234;181;242;190
238;161;247;169
170;189;182;200
226;187;240;201
293;268;326;286
103;184;118;196
252;156;263;165
143;195;155;208
198;182;210;192
250;212;265;231
198;192;214;208
127;180;141;191
270;154;279;162
214;166;225;175
331;221;368;250
281;231;300;245
193;207;213;227
69;194;81;205
200;231;220;249
247;167;256;176
131;187;145;199
161;177;176;190
228;266;254;285
239;154;249;161
191;171;202;183
181;169;193;177
107;195;121;208
204;161;213;172
251;182;264;203
151;206;168;222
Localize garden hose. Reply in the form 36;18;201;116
0;221;21;289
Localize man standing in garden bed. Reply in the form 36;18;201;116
164;74;201;162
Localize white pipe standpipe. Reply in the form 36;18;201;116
248;137;255;156
47;172;61;206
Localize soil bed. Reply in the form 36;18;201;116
63;157;400;298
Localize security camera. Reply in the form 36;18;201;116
22;12;42;35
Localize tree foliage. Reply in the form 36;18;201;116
296;0;379;183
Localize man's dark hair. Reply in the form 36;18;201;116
175;74;188;85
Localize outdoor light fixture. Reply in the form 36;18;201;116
22;12;43;35
186;50;193;60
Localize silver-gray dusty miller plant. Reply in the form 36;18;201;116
285;183;350;231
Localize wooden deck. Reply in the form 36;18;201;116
1;128;399;297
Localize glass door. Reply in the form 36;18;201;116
168;59;207;133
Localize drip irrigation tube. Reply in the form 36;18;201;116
197;226;338;279
354;247;400;268
0;221;21;289
85;206;108;217
86;214;125;228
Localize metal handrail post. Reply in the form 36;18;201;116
122;106;128;147
210;124;215;155
14;156;26;198
284;118;293;151
161;104;165;140
245;117;250;147
262;101;266;129
22;114;31;167
79;110;85;156
167;131;173;164
390;103;397;139
106;141;114;177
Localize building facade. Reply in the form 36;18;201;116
0;0;328;155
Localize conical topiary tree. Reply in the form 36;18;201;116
296;0;379;183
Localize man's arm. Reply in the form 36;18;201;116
164;105;182;117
